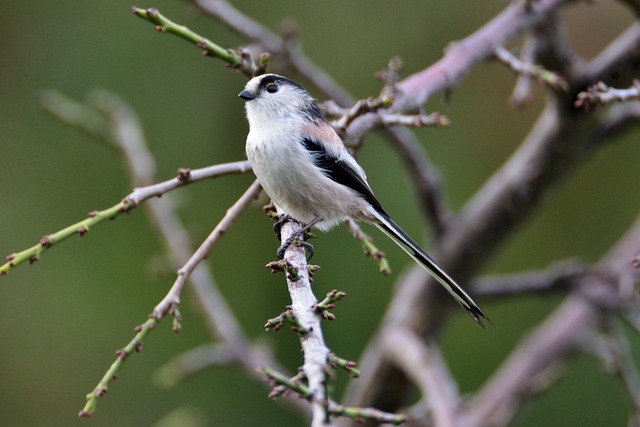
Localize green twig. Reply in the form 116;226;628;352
79;302;186;417
346;219;391;276
313;289;347;320
0;161;251;277
330;404;408;426
132;7;267;77
265;307;308;335
259;367;408;425
328;353;361;378
79;318;157;417
261;367;312;399
1;201;133;276
265;260;301;282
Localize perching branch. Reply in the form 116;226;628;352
275;213;333;427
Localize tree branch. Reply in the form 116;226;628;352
0;161;251;276
383;330;459;427
132;6;266;77
469;259;587;298
151;180;262;320
393;0;576;112
276;213;333;426
575;80;640;111
342;8;640;425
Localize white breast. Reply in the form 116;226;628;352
245;125;369;231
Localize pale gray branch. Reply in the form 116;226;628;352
394;0;576;111
383;329;459;427
151;180;262;320
277;211;334;427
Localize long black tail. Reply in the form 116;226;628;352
372;211;491;327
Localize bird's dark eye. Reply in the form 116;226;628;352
265;82;278;93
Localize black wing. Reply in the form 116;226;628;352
301;137;387;215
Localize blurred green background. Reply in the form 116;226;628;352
1;1;638;426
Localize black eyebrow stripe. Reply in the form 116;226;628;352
301;137;387;215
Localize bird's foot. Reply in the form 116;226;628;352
273;214;295;242
276;216;322;260
276;234;315;260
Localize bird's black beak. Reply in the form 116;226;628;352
238;90;256;101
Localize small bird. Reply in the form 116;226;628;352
239;73;489;327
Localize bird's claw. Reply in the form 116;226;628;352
277;235;315;260
273;214;293;242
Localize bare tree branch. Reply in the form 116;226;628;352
383;330;459;427
575;80;640;111
342;13;640;427
462;295;595;427
469;259;587;298
393;0;576;112
276;212;333;426
150;180;262;320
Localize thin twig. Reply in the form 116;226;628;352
509;33;538;108
132;7;265;77
494;45;568;90
151;180;262;320
0;161;251;276
575;80;640;111
260;368;408;425
345;218;391;276
80;319;157;417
